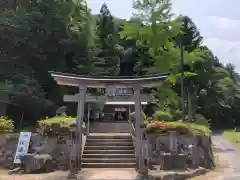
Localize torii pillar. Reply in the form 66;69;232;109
69;85;86;177
133;85;148;177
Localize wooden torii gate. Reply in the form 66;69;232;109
49;71;168;177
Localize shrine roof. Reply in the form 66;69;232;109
49;71;168;88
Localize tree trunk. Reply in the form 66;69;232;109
188;90;192;121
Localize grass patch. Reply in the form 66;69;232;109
222;130;240;149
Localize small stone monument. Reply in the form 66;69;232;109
56;106;67;116
169;130;178;154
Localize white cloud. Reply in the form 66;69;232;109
171;0;240;71
201;16;240;72
172;0;240;20
196;17;240;43
204;38;240;71
208;16;239;29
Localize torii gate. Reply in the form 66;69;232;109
49;71;168;177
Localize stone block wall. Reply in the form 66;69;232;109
144;133;214;170
0;133;86;170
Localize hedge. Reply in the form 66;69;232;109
154;110;172;121
0;116;14;133
37;116;86;136
145;121;211;137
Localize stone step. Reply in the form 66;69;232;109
86;138;132;143
82;162;136;168
89;122;130;133
87;135;131;140
83;149;135;154
82;134;136;169
82;158;136;163
82;153;135;159
86;141;133;146
84;145;134;150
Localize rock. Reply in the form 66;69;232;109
57;152;69;169
5;154;14;169
33;138;57;155
161;153;188;170
8;167;21;174
149;167;208;180
20;154;55;173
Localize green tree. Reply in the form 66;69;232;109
93;3;120;76
120;0;201;118
0;0;93;124
175;16;203;53
120;0;182;73
174;15;203;120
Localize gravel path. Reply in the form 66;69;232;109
212;134;240;180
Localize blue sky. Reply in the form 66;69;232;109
87;0;239;72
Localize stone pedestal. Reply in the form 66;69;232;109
161;153;187;170
169;131;178;153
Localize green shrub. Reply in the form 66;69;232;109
190;123;212;137
129;111;146;122
154;111;172;121
0;116;14;133
37;116;85;137
194;114;211;128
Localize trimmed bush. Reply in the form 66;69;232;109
145;120;211;137
0;116;14;133
154;111;172;121
37;116;85;137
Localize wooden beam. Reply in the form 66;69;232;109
63;93;153;103
64;94;106;102
49;71;168;88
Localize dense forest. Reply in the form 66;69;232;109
1;0;240;129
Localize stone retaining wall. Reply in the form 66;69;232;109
0;133;86;170
145;133;214;170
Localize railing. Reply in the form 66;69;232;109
128;119;149;174
128;119;136;155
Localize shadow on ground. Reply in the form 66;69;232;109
212;147;236;153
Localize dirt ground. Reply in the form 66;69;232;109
0;149;234;180
0;159;231;180
189;155;232;180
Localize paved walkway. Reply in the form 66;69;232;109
77;169;139;180
212;134;240;180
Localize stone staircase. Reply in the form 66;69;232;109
89;122;131;133
82;134;136;168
